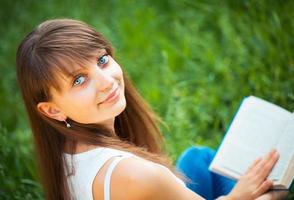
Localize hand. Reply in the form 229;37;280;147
256;190;288;200
226;149;279;200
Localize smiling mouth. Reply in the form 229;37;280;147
98;88;119;105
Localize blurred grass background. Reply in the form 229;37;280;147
0;0;293;199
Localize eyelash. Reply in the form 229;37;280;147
72;54;110;86
73;74;87;86
97;54;109;67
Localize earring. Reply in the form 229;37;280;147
64;119;71;128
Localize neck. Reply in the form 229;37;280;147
98;118;115;133
63;118;116;154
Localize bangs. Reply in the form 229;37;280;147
41;49;99;93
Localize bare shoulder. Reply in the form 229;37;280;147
93;156;204;200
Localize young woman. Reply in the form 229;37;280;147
16;19;287;200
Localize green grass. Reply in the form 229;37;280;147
0;0;293;199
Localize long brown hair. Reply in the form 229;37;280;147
16;19;186;200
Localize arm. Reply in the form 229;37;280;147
93;156;205;200
93;149;283;200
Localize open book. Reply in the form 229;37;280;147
209;96;294;189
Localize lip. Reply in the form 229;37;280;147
100;88;119;104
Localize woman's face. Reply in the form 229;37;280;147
39;49;126;128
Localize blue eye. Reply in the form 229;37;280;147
73;75;86;86
98;54;109;66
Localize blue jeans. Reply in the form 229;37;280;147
176;146;236;200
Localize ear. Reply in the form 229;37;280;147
37;102;66;122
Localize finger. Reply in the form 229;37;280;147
257;190;289;200
245;157;262;174
255;193;272;200
254;179;273;197
257;151;279;180
270;190;289;200
250;150;278;175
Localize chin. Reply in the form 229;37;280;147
115;98;127;116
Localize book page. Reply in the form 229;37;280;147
270;116;294;181
210;96;292;181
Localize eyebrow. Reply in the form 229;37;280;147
64;49;108;78
66;68;85;78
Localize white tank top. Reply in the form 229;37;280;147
64;147;186;200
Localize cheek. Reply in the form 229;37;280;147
113;64;124;85
110;58;123;78
64;86;97;110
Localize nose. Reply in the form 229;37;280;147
95;69;114;92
